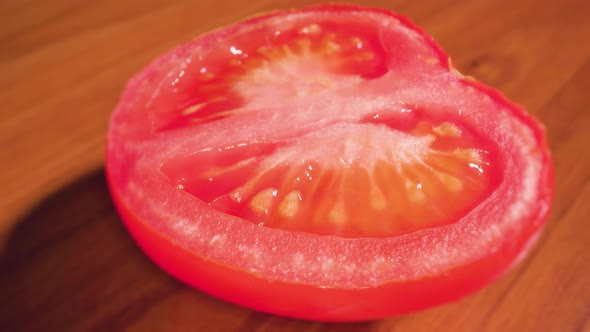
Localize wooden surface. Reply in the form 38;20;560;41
1;1;589;331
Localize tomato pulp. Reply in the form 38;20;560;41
106;5;553;321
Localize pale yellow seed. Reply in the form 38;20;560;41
433;122;462;137
329;200;348;225
350;36;363;48
249;188;276;215
181;97;225;115
369;183;387;210
405;180;426;204
278;190;301;218
229;59;242;66
281;44;295;57
257;46;283;59
438;173;464;193
200;72;215;81
410;185;427;204
300;23;321;35
325;41;341;53
454;148;483;164
181;103;204;116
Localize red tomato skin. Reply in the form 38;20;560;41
106;4;553;322
111;183;549;322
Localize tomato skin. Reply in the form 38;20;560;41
106;4;553;321
111;183;548;321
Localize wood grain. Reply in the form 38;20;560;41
1;1;589;331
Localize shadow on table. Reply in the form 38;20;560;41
0;169;377;331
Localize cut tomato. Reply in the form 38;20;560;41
106;4;553;321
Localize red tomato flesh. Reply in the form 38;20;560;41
106;4;553;321
161;119;500;238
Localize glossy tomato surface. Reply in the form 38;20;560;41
106;4;553;321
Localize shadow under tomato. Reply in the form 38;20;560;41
0;170;379;332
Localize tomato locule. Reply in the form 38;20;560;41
106;4;553;321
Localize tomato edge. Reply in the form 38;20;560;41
105;165;551;321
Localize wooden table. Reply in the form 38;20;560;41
1;1;589;331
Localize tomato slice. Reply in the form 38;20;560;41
106;4;553;321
